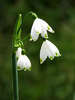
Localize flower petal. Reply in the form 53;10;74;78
34;18;42;33
47;25;55;33
45;40;61;57
38;18;48;30
40;41;47;64
16;47;22;58
41;30;48;39
38;18;54;33
17;55;31;71
30;19;40;41
30;31;39;41
46;47;54;60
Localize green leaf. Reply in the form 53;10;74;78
13;14;22;48
16;14;22;40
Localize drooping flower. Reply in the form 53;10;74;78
16;47;31;71
40;40;61;64
17;55;31;71
30;18;54;41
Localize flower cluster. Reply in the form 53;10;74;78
30;17;61;64
15;12;61;71
16;48;31;71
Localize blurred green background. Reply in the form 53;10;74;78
0;0;75;100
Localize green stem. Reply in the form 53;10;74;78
28;11;38;18
12;52;19;100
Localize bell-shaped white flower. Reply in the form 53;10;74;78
17;55;31;71
40;40;61;64
16;47;22;58
30;18;54;41
16;47;31;71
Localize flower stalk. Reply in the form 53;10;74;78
12;52;19;100
12;14;22;100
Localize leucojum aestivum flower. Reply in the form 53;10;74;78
30;14;61;64
16;47;31;71
12;12;61;100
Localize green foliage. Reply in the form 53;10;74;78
13;14;23;48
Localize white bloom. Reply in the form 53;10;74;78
16;47;31;71
16;47;22;58
40;40;61;64
17;55;31;71
30;18;54;41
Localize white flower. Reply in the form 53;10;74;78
30;18;54;41
40;40;61;64
16;47;31;71
16;47;22;58
17;55;31;71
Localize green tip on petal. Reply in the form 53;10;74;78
36;32;40;34
45;34;48;38
28;67;32;71
48;26;50;30
48;26;55;33
40;58;42;64
56;53;58;57
30;36;32;41
24;67;27;71
49;56;53;60
24;67;31;71
52;30;55;33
